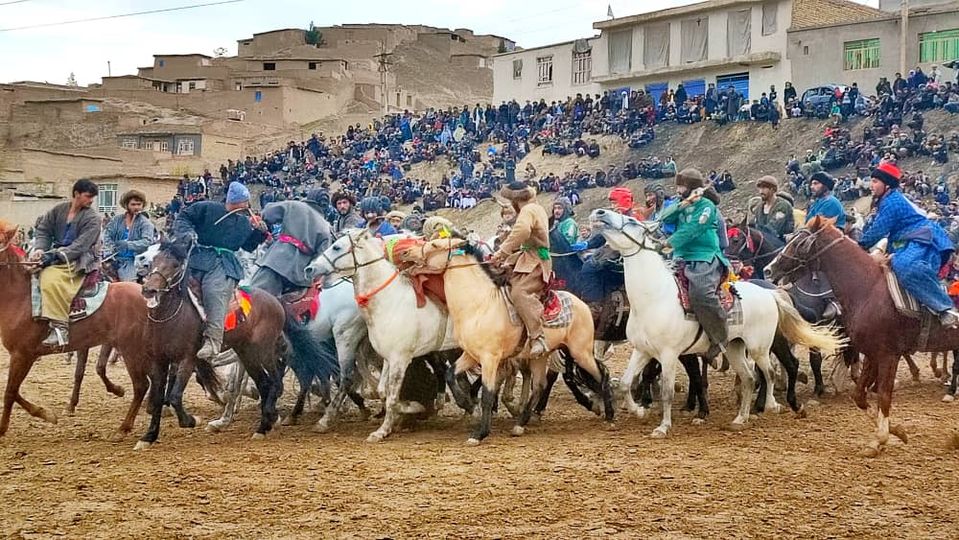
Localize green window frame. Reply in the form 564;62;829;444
843;38;880;71
919;29;959;63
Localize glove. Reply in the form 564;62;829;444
570;241;588;252
39;251;60;268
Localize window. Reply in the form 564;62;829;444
843;38;880;71
512;59;523;79
762;3;778;36
611;29;635;72
158;59;165;67
188;81;196;91
254;90;262;102
119;137;137;150
919;29;959;63
536;55;553;86
97;183;118;213
176;138;196;156
234;82;243;91
308;62;317;70
803;45;809;55
263;62;276;71
572;50;592;85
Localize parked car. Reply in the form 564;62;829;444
801;84;849;118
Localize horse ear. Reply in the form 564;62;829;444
823;216;838;229
807;215;822;230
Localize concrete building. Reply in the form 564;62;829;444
493;38;602;103
788;2;959;92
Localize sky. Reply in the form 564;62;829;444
0;0;879;86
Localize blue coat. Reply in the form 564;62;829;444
805;194;846;229
859;189;954;261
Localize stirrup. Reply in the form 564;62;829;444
42;324;69;348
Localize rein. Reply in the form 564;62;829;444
776;230;847;281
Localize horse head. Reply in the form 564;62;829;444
306;228;379;280
141;239;191;309
765;216;840;283
135;243;161;278
0;219;24;260
588;209;662;256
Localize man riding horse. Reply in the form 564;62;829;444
859;162;959;328
659;168;730;362
249;188;332;296
489;180;552;356
29;179;101;347
103;190;156;282
172;182;269;360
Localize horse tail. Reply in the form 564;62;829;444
773;289;847;356
193;356;223;398
284;320;340;384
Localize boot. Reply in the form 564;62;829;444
41;321;69;348
703;341;726;370
529;335;549;356
939;309;959;329
197;338;220;360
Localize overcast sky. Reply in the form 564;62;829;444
0;0;878;86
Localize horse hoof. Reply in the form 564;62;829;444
943;394;955;403
797;372;809;385
251;432;265;441
313;421;332;433
366;432;385;444
205;420;225;433
181;416;199;429
890;425;909;444
133;440;153;451
806;399;820;408
108;431;126;443
795;406;808;420
604;422;619;431
769;404;783;414
748;414;759;422
630;405;647;419
62;407;76;417
161;406;173;418
38;408;58;425
110;387;126;398
529;413;542;426
650;427;668;439
511;425;525;437
281;416;298;426
728;422;746;432
859;441;882;458
691;418;706;425
465;438;481;446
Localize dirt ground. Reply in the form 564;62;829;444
2;347;959;539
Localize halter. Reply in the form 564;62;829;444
601;217;666;258
319;231;385;279
731;226;784;267
774;228;847;281
144;242;194;294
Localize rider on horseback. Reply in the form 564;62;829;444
490;181;552;356
30;179;102;347
805;172;846;229
659;168;730;361
172;182;269;360
359;196;397;238
859;162;959;328
331;192;364;234
103;190;156;282
249;188;332;296
578;187;636;302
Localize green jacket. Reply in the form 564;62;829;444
660;198;730;266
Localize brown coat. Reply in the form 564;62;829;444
34;202;101;275
497;201;552;277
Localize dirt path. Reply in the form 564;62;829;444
2;349;958;539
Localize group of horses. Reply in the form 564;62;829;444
0;211;955;457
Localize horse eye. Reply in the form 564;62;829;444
333;245;341;251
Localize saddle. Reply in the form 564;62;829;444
674;261;737;315
501;286;574;329
186;279;253;331
279;282;321;324
68;271;110;322
384;236;448;308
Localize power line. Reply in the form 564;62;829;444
0;0;32;6
0;0;246;32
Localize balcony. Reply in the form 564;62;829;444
594;51;780;84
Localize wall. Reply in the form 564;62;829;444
0;193;62;228
20;148;122;194
493;40;601;103
249;29;307;55
787;11;959;93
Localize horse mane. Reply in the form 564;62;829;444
462;242;509;287
810;218;884;281
159;239;189;262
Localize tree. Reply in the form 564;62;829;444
305;21;324;46
66;72;78;86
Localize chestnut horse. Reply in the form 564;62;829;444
0;219;150;441
766;216;959;456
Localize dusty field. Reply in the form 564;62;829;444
2;347;959;539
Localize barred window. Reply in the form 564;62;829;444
97;183;118;213
919;29;959;63
843;38;880;71
572;50;592;85
537;55;553;86
512;59;523;79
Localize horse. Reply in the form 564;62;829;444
0;219;151;442
305;230;460;443
765;216;959;456
725;223;784;280
589;209;844;437
394;237;615;444
139;240;293;449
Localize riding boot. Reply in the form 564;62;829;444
529;334;549;356
939;309;959;329
41;321;69;348
197;337;221;360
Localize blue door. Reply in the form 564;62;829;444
682;79;706;99
645;82;668;107
716;72;749;100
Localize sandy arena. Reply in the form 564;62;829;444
2;347;959;538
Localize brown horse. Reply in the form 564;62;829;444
139;240;288;449
766;216;959;456
0;219;150;441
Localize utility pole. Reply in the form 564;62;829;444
107;60;111;77
900;0;909;76
374;39;394;116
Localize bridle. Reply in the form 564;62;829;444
730;227;783;267
143;243;194;323
773;228;847;281
595;215;666;258
319;231;385;279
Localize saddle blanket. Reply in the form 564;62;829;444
280;282;321;324
885;268;923;319
31;271;110;322
385;236;447;308
675;267;737;315
502;289;575;329
188;285;253;331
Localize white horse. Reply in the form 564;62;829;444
305;229;459;442
590;209;843;437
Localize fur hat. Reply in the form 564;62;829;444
756;175;779;191
304;188;330;207
810;171;835;191
385;210;406;222
676;168;705;190
499;181;535;202
120;189;147;208
703;186;721;205
422;216;454;239
226;182;250;205
871;162;902;188
331;191;355;206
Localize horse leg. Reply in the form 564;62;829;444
771;333;801;413
315;348;360;432
622;348;652;418
0;354;53;436
725;340;754;429
562;349;599;414
501;364;524;418
445;359;476;414
931;351;943;380
249;356;283;439
136;360;170;450
467;358;502;445
565;338;614;424
637;361;661;409
367;355;411;443
168;358;198;429
698;358;711;419
864;354;904;457
651;353;678;438
679;355;707;423
945;351;959;403
754;350;783;414
903;353;921;383
111;351;149;442
534;369;560;416
96;344;125;398
514;357;549;436
207;361;243;431
66;349;89;414
753;363;768;414
809;349;826;398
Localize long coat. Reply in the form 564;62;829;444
259;201;332;287
34;202;101;274
498;202;552;278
